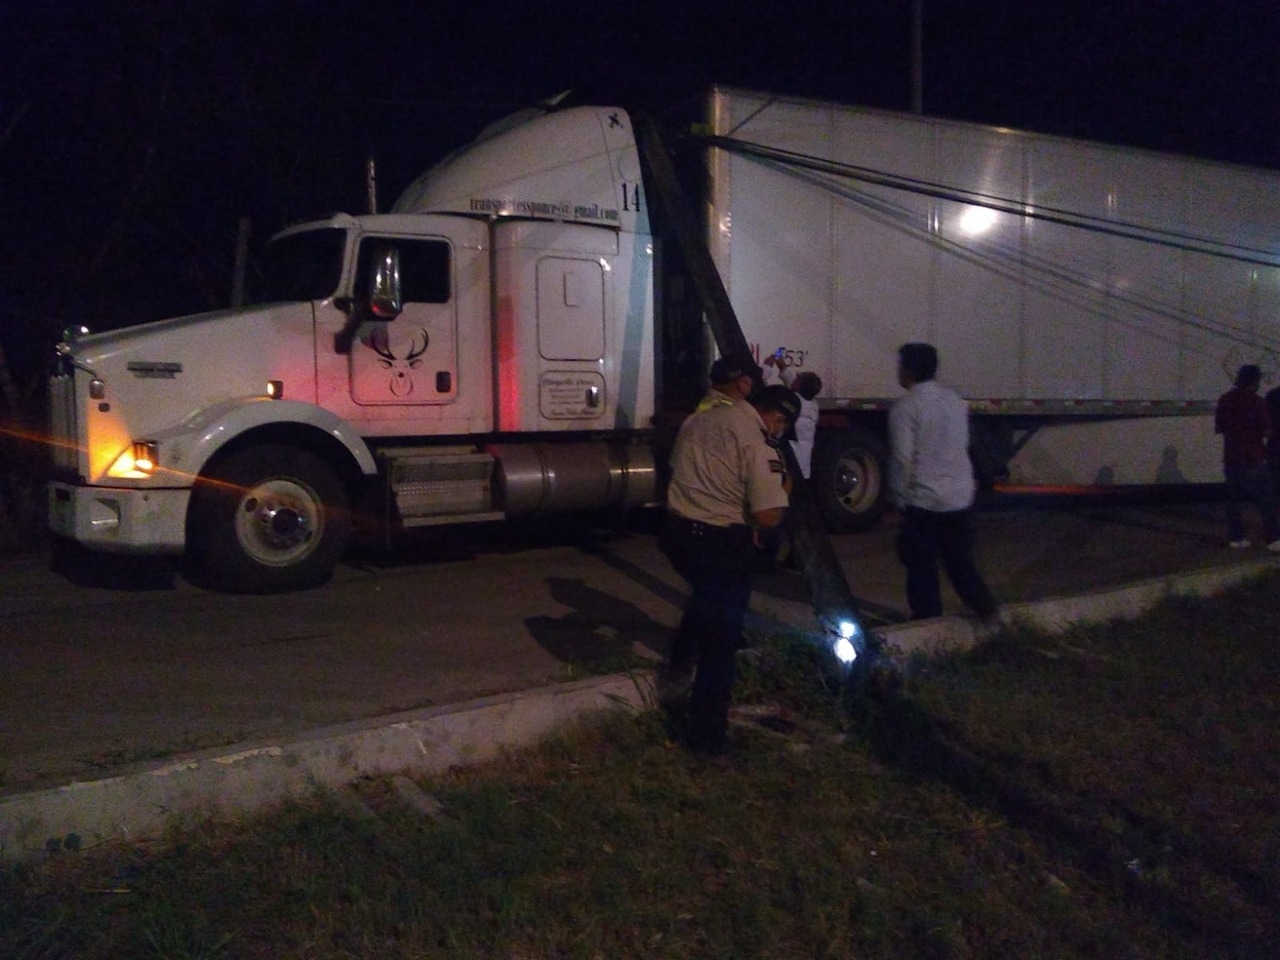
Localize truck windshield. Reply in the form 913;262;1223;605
259;228;347;302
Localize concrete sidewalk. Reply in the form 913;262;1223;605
4;551;1275;863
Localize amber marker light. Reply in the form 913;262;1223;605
107;440;159;479
132;440;157;472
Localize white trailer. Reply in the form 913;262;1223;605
703;87;1280;529
45;88;1280;590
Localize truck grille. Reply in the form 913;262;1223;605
48;372;81;476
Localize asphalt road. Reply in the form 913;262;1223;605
0;496;1259;797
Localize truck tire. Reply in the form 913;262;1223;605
811;426;889;532
191;444;350;593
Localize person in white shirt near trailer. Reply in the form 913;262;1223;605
763;349;822;479
763;349;823;570
888;342;998;624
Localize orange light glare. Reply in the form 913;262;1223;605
107;440;159;479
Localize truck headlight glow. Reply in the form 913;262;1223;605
107;440;159;479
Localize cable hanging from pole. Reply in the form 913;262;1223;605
695;132;1280;269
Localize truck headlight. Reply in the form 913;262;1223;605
107;440;159;478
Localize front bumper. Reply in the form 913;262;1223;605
48;482;191;555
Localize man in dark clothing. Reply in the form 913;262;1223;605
1214;364;1280;551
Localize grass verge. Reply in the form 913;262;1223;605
3;575;1278;959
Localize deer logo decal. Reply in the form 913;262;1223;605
369;327;430;397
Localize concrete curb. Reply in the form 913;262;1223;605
752;558;1278;660
877;557;1277;660
2;673;653;862
3;557;1275;863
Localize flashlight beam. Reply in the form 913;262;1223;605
776;439;879;671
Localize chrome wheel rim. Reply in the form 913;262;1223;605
233;478;323;567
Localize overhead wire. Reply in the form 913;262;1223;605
697;133;1280;267
697;132;1280;359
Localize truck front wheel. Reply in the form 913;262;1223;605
811;426;889;533
191;444;351;593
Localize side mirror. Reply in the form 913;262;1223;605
368;246;402;320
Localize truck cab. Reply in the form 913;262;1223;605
48;106;658;592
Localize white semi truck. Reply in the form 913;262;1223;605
47;88;1280;591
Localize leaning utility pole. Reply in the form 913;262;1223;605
632;113;878;672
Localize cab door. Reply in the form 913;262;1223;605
349;237;457;406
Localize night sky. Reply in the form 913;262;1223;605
2;0;1279;381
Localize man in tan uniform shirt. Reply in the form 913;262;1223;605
661;384;799;755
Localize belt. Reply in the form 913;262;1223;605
666;514;748;538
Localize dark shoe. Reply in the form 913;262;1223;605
687;728;752;763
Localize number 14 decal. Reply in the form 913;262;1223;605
622;182;642;212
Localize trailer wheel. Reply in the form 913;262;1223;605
191;444;350;593
811;426;889;532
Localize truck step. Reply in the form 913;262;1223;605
398;510;505;529
381;448;498;523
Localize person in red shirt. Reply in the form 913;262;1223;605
1214;364;1280;550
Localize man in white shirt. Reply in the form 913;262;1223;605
763;349;822;479
888;342;997;623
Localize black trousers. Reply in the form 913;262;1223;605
1224;463;1279;543
896;506;996;621
660;515;757;751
